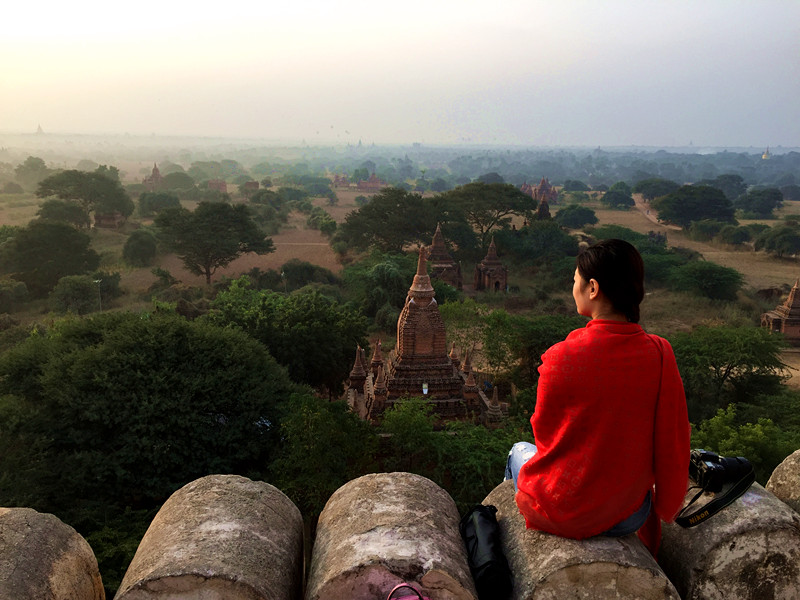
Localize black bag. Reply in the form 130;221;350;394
459;504;512;600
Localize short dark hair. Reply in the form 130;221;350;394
576;239;644;323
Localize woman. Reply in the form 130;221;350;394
506;239;689;553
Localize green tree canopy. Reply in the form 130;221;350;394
653;184;736;228
334;188;435;253
14;156;51;190
632;178;680;201
36;199;92;229
555;204;598;229
670;326;787;422
600;189;635;209
437;182;532;247
734;187;783;218
754;225;800;258
668;260;743;301
207;277;369;395
1;221;100;297
123;229;158;267
37;169;134;218
155;201;274;284
138;192;181;216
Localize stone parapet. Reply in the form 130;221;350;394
306;472;477;600
766;448;800;514
115;474;303;600
660;482;800;599
0;507;104;600
482;480;679;599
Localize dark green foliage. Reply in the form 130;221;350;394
477;172;505;184
207;278;369;395
0;278;27;312
699;174;747;202
279;259;339;290
37;169;134;218
670;326;787;422
653;185;736;228
306;206;336;235
14;156;51;190
716;225;752;246
270;394;377;522
36;199;91;228
155;201;274;284
734;187;783;218
495;221;579;265
342;251;417;317
1;220;100;297
668;261;743;300
138;192;180;216
123;229;158;267
334;188;434;253
754;224;800;258
49;275;100;314
600;189;634;209
0;312;299;593
562;179;590;192
780;184;800;201
554;204;598;229
632;178;680;201
689;219;728;241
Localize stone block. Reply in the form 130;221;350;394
115;474;303;600
766;448;800;514
660;482;800;599
306;472;477;600
0;506;104;600
483;480;679;599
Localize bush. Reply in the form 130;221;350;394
0;279;27;313
123;229;158;267
1;182;24;194
555;204;598;229
689;219;728;242
138;192;180;217
49;275;99;314
668;261;743;300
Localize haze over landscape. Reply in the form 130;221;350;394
3;0;799;148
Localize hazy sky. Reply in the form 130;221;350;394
3;0;798;147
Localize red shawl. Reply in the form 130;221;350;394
515;320;690;553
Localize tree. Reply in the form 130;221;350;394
162;171;195;191
701;174;747;202
652;185;736;228
49;275;100;314
14;156;51;190
36;170;134;220
207;278;369;395
36;199;91;229
334;188;434;253
668;260;743;300
155;202;274;284
754;225;800;258
600;189;634;209
1;182;23;194
632;178;679;201
1;221;100;297
563;179;590;192
269;394;376;526
438;182;532;247
670;326;787;422
477;172;505;184
734;187;783;218
0;311;300;592
555;204;598;229
123;229;158;267
138;192;180;216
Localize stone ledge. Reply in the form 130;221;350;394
483;480;679;600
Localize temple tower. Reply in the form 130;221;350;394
762;279;800;344
427;223;462;290
474;238;508;292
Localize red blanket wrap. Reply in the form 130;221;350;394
515;320;690;554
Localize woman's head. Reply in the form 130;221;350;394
575;239;644;323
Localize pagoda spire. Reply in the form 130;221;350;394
407;245;435;300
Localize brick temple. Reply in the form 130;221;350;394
346;246;505;426
762;278;800;345
427;223;462;290
474;237;508;292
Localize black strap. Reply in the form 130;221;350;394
675;466;755;528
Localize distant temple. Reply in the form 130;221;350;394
346;246;505;426
356;173;387;192
332;174;351;188
143;164;164;192
762;147;772;160
762;279;800;345
521;177;558;205
208;179;227;194
474;238;508;292
427;224;462;290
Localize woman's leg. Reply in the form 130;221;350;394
504;441;537;491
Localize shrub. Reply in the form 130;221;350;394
0;279;27;313
123;229;158;267
49;275;99;314
668;261;743;300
